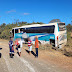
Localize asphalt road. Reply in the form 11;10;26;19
0;41;70;72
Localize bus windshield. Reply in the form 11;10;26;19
58;23;66;31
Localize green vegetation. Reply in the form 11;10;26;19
0;21;72;39
0;22;44;39
66;24;72;32
0;21;72;40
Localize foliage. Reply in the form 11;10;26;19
66;24;72;32
0;20;72;40
49;19;61;23
0;21;72;57
0;21;44;39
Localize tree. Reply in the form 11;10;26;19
66;24;72;32
49;19;61;23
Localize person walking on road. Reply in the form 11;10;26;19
28;37;32;55
35;36;39;58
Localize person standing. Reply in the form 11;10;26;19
15;38;18;46
9;37;14;58
28;38;32;55
15;39;18;52
17;38;23;57
35;36;39;58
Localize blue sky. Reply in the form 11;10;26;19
0;0;72;25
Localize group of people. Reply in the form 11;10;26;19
8;36;39;58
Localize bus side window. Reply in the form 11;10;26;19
15;29;18;33
20;28;24;33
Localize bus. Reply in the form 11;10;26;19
12;22;67;48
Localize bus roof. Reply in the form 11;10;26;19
12;22;65;29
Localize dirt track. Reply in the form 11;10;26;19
0;40;72;72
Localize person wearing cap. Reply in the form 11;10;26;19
8;37;14;58
28;37;32;55
35;36;39;58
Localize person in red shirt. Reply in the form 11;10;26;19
35;36;39;58
15;39;18;46
15;39;18;52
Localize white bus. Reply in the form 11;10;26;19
12;22;67;48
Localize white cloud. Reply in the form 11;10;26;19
6;10;16;13
24;13;30;15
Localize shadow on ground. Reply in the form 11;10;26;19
0;53;2;58
0;48;2;50
0;48;2;58
15;48;20;56
25;49;36;57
